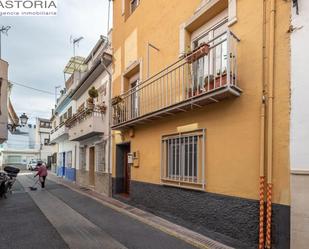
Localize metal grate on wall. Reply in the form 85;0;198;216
161;129;206;189
95;141;107;173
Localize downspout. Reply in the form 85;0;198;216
101;45;112;197
266;0;276;248
259;1;267;248
259;99;266;249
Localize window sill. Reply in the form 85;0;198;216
161;178;205;192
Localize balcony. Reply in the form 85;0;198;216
66;108;105;141
111;31;241;130
50;123;69;143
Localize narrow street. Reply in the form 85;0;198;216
0;174;199;249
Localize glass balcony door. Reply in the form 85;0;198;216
191;17;228;93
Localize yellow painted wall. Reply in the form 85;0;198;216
112;0;291;205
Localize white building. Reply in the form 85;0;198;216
0;59;9;144
0;124;39;169
290;1;309;248
35;118;54;163
50;59;85;181
66;36;112;195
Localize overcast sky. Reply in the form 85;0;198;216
0;0;111;123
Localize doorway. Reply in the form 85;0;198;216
115;143;131;195
89;146;95;186
130;80;139;119
62;153;66;176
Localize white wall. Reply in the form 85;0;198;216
58;140;79;169
291;1;309;172
75;67;110;173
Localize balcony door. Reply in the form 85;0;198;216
89;146;95;186
130;79;139;119
191;11;228;93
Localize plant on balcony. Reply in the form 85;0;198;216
111;95;123;106
87;86;99;110
186;43;210;64
203;75;215;90
186;85;203;98
97;102;107;114
204;69;229;91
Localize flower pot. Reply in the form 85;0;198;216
186;87;202;98
205;74;228;91
186;44;210;64
98;104;107;113
112;96;123;106
87;98;95;110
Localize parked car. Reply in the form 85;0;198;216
27;160;38;171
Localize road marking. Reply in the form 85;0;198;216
18;176;127;249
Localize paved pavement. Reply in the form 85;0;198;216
291;174;309;249
0;174;200;249
0;180;68;249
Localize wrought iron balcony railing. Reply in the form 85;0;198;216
112;31;241;129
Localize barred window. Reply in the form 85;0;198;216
80;146;86;170
161;130;205;189
96;141;107;173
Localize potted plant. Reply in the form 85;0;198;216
186;87;193;98
186;85;202;98
111;95;123;106
186;43;210;64
204;75;215;90
87;86;98;110
204;70;229;91
98;102;107;114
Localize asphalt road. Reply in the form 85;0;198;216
0;174;198;249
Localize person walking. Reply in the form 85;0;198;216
34;162;48;189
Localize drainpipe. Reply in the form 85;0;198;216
259;1;267;248
259;101;266;249
101;41;113;197
266;0;276;248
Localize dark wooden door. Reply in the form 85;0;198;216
89;147;95;186
124;150;131;194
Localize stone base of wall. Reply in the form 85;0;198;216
77;170;111;196
112;179;290;249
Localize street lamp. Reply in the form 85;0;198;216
19;113;29;126
7;113;29;132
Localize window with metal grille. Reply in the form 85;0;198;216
79;147;86;170
95;141;106;173
161;130;205;189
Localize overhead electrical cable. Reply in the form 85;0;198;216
1;78;55;95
